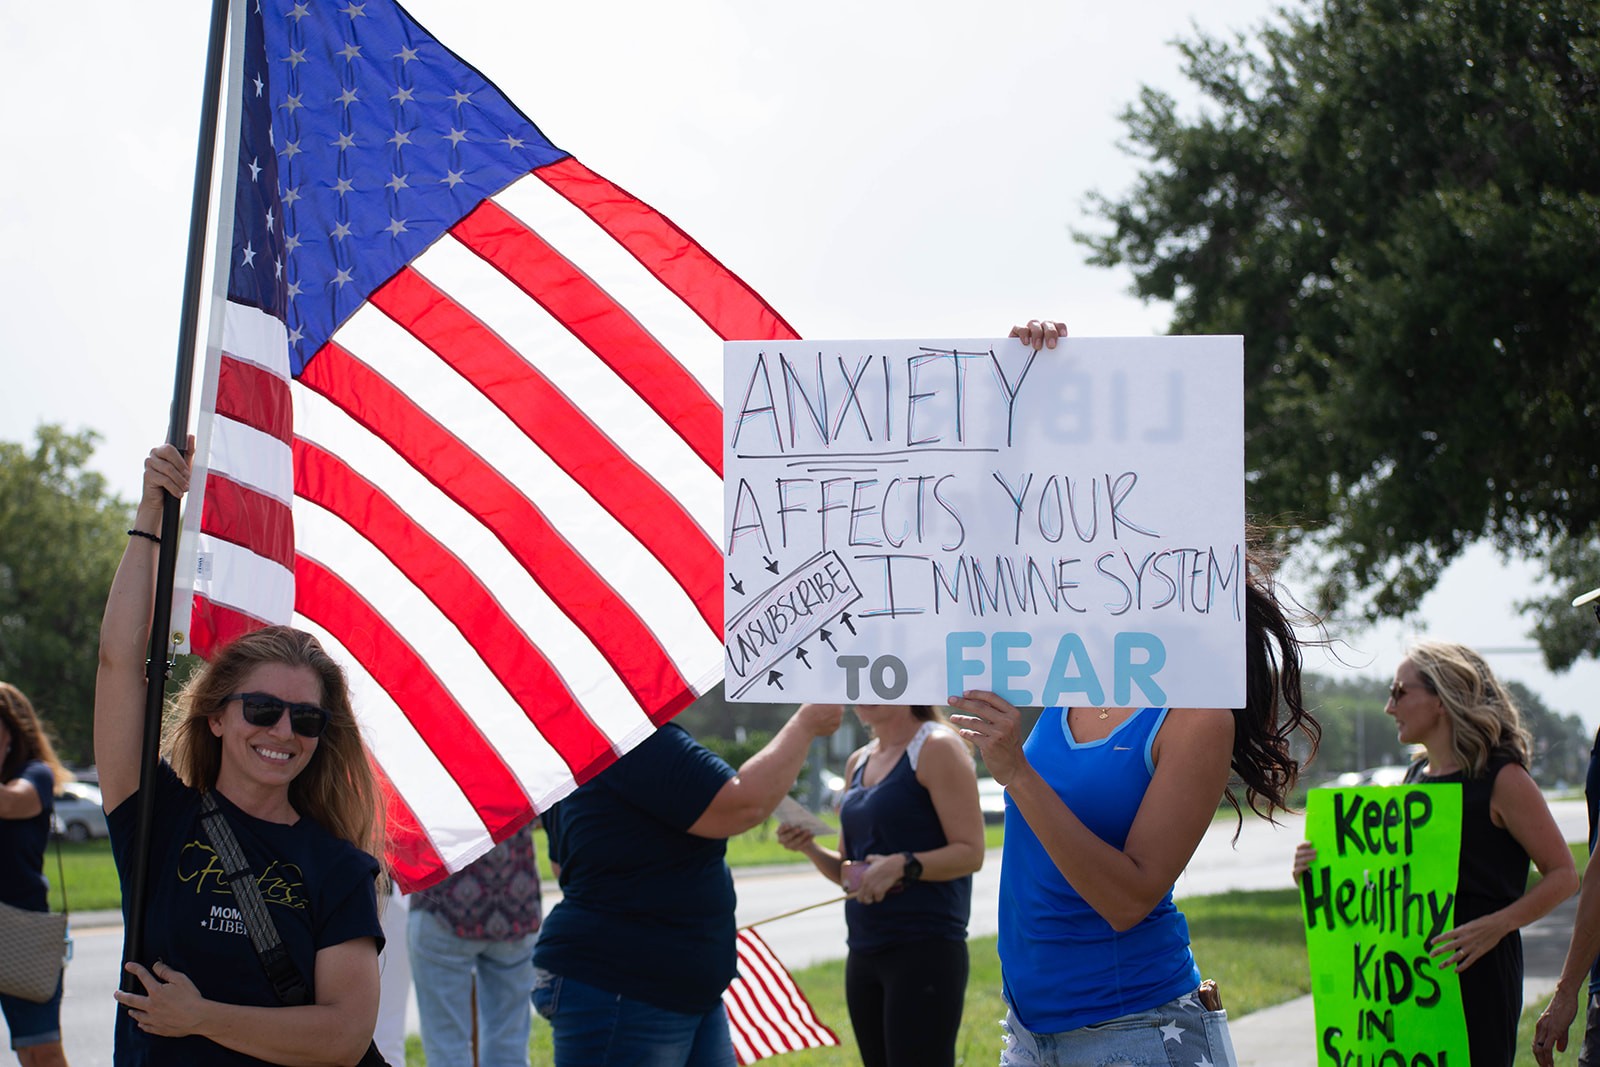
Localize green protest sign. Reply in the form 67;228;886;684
1301;785;1468;1066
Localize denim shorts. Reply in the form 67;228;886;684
1000;988;1239;1067
1;973;64;1050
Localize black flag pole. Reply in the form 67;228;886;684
121;0;234;983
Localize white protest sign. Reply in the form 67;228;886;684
722;336;1245;707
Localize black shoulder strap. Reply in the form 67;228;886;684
197;791;312;1007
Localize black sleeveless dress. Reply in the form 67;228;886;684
1404;755;1528;1067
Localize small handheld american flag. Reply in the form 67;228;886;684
724;929;841;1064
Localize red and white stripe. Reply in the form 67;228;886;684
724;929;841;1065
179;158;797;889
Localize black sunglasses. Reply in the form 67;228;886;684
224;692;331;739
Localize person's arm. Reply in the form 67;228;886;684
96;442;191;813
116;938;379;1067
776;744;867;886
859;729;987;899
1534;864;1600;1065
951;690;1234;931
688;703;843;839
1430;763;1578;973
0;769;44;820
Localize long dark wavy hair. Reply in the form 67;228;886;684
1224;539;1322;833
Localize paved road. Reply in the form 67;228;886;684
55;800;1590;1066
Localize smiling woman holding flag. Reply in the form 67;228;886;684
96;442;389;1067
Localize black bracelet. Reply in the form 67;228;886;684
127;529;161;545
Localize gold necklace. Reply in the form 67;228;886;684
1098;708;1110;720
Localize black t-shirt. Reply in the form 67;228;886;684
0;760;54;911
534;724;736;1013
108;761;383;1066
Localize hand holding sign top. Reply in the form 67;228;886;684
948;689;1028;786
1007;319;1068;350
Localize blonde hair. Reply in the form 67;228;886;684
0;682;71;793
1407;640;1530;777
164;626;387;864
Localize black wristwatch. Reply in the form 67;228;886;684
900;851;923;883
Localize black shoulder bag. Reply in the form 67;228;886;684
198;791;390;1067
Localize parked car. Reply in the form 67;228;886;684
52;781;109;842
1318;765;1411;790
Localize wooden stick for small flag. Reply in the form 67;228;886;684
738;893;852;931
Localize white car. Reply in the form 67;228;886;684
52;781;109;842
1324;765;1412;789
977;778;1007;825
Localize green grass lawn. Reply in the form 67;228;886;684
48;838;121;912
403;885;1310;1066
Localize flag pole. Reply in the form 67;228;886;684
121;0;234;982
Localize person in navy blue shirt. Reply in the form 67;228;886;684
776;704;984;1067
534;703;842;1067
0;681;73;1067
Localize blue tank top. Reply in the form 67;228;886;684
839;722;971;953
998;706;1201;1032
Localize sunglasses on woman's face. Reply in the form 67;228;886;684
224;692;331;739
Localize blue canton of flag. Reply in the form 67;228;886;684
233;0;567;370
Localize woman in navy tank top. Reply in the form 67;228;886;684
776;704;984;1067
950;319;1323;1067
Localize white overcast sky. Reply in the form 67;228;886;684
2;0;1595;733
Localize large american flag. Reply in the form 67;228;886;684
175;0;795;890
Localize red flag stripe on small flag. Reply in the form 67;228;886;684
723;929;840;1065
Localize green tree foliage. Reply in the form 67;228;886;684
1302;673;1410;778
1082;0;1600;651
0;427;130;763
1508;679;1591;787
1518;535;1600;670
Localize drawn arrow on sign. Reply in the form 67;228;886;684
767;670;784;690
795;645;811;668
763;556;780;574
728;573;744;596
839;611;857;636
819;627;835;651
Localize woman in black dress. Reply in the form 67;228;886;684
1297;640;1577;1066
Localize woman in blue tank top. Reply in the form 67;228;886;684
952;320;1323;1067
776;704;984;1067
